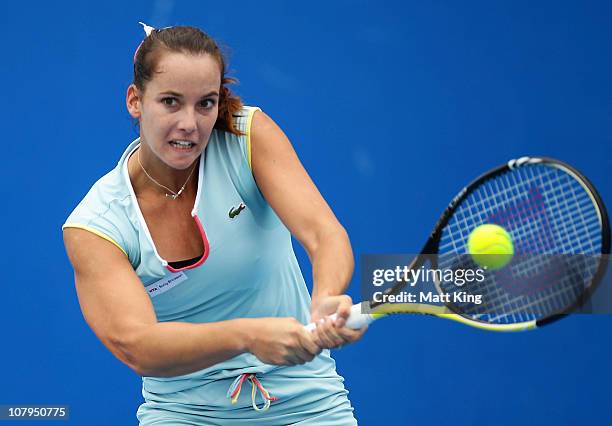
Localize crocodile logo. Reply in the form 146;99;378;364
229;202;246;219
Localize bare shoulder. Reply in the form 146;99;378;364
63;227;128;271
250;109;279;134
249;109;293;155
249;109;300;170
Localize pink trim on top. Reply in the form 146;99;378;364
165;214;211;273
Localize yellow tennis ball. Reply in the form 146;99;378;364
467;224;514;270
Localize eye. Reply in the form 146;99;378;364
161;97;177;106
199;99;216;109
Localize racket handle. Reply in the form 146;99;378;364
304;303;374;332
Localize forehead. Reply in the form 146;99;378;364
149;52;221;94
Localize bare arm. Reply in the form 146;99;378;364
63;228;319;377
250;111;366;345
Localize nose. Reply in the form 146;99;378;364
178;107;197;133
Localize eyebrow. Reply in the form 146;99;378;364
159;90;219;98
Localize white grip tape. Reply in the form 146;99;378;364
304;303;374;332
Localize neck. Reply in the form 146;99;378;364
128;143;199;198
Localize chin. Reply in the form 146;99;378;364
164;146;202;170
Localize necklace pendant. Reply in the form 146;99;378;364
138;150;198;202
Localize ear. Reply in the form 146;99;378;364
126;84;142;119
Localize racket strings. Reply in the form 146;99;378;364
436;164;603;324
440;166;601;254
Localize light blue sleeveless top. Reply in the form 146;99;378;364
63;107;356;424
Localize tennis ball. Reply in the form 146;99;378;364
467;224;514;270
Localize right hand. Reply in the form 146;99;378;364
247;317;322;366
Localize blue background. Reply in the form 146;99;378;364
2;1;611;425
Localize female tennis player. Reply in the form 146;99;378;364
62;23;366;425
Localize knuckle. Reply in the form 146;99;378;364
345;329;358;338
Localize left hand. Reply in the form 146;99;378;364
310;295;367;350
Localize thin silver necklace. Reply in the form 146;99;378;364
137;149;198;200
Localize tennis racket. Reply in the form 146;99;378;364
306;157;610;332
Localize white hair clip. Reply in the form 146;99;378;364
134;22;174;62
138;21;156;37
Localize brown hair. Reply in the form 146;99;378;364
133;25;244;136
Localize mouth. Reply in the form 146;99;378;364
168;140;197;151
